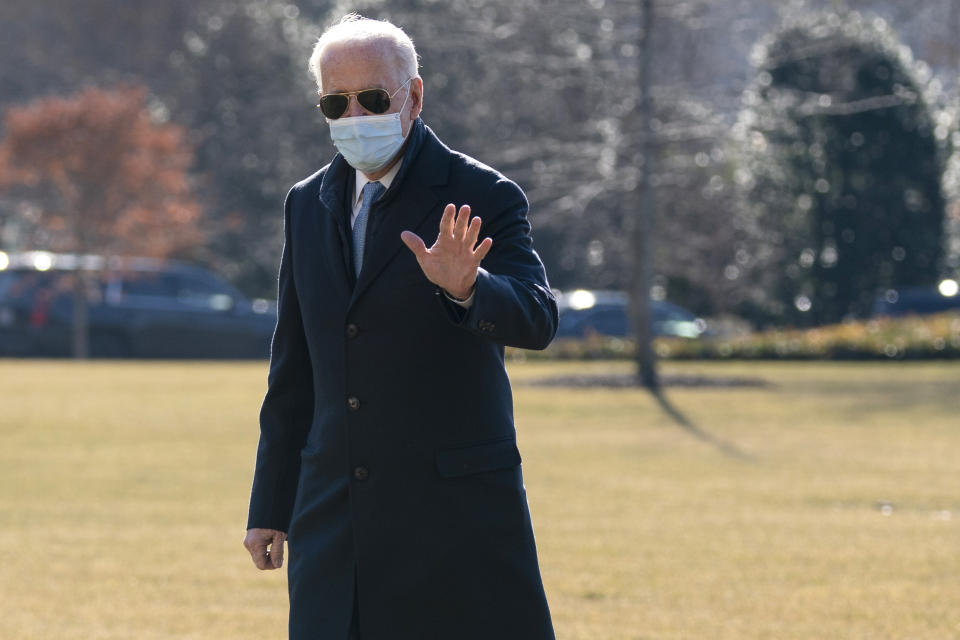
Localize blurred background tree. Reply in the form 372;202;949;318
736;11;948;326
0;86;202;357
0;0;322;293
0;0;957;332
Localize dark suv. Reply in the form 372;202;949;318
871;281;960;318
0;251;276;358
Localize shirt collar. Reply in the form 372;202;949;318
354;160;403;207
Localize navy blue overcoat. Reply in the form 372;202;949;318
247;118;558;639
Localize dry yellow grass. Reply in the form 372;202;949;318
0;358;957;639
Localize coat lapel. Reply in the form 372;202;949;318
352;121;450;303
314;155;353;301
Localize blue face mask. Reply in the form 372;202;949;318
327;87;411;174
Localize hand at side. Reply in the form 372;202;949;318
244;528;286;570
400;203;493;300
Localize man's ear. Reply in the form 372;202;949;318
409;77;423;119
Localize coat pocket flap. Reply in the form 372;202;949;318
435;437;521;478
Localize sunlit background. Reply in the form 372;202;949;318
1;2;959;639
2;0;959;342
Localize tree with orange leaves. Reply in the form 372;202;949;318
0;85;204;357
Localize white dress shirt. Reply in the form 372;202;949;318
352;166;475;308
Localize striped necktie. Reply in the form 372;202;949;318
353;181;385;276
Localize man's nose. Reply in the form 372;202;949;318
344;95;366;118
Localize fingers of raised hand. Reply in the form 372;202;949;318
453;204;471;240
473;236;493;263
439;203;456;238
400;230;428;259
463;214;490;264
466;215;482;246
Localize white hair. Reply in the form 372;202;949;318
308;14;420;91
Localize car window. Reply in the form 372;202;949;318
567;307;629;337
121;271;180;298
0;269;108;307
0;272;15;299
2;271;57;302
169;273;235;310
590;308;629;335
654;303;694;322
118;269;237;311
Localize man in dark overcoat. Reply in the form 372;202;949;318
243;14;558;640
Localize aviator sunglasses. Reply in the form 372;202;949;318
317;78;413;120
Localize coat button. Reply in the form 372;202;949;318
346;323;359;338
353;466;369;481
347;396;360;410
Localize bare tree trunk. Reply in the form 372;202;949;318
633;0;658;389
953;1;960;90
72;268;89;359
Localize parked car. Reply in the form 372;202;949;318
555;289;706;339
871;280;960;318
0;251;276;358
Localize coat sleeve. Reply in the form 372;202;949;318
436;177;558;351
247;186;314;532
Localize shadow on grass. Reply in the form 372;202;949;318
649;387;756;462
522;372;764;461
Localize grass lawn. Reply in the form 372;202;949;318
0;358;957;639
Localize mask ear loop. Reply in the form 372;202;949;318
390;77;413;118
